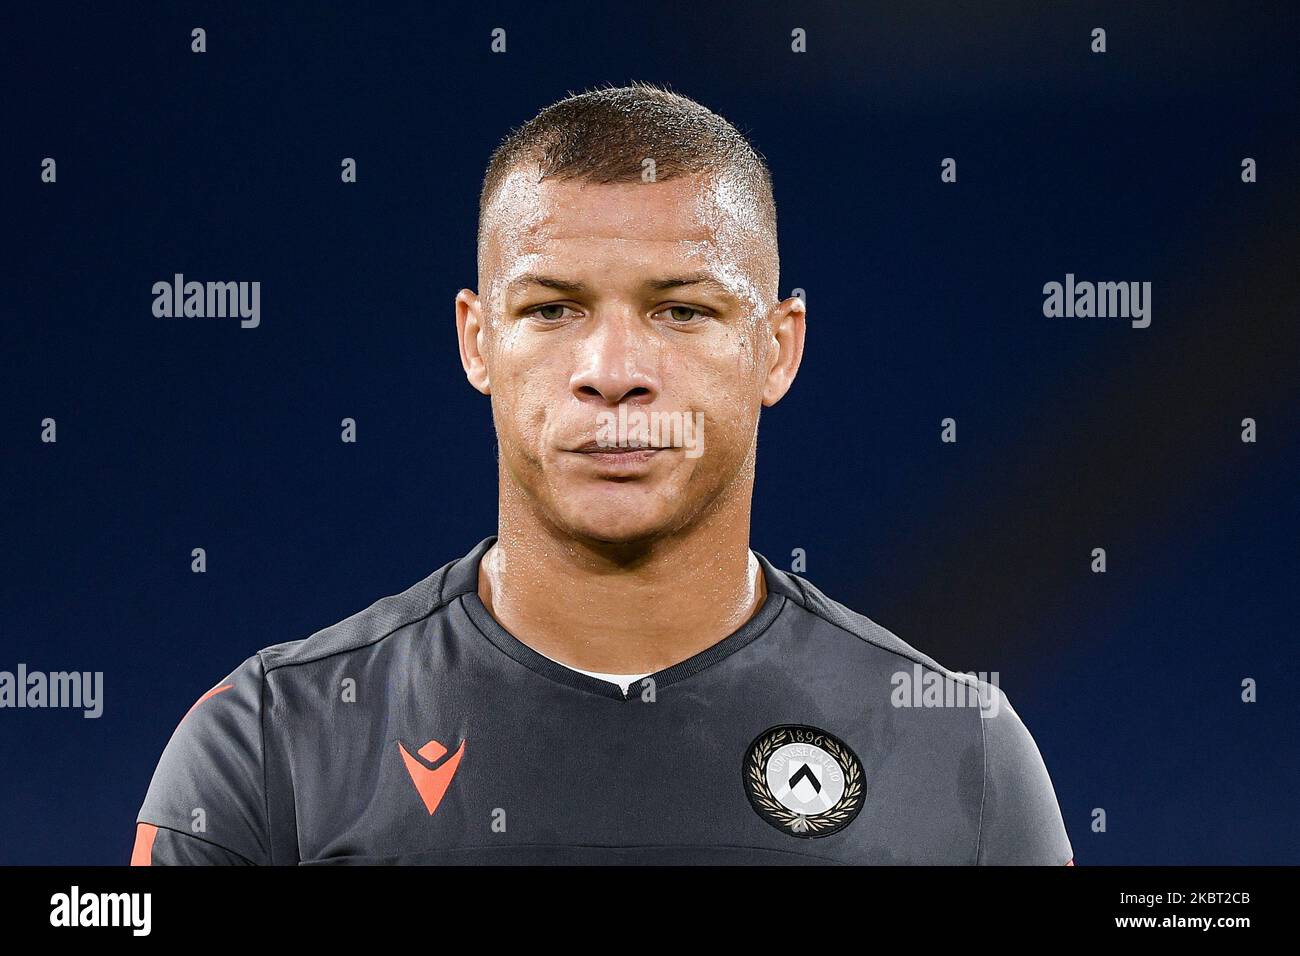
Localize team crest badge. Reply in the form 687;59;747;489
743;724;865;838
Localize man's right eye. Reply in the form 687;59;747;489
529;304;571;322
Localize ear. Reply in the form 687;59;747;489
761;295;807;407
456;289;492;395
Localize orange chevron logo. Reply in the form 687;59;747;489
398;737;466;815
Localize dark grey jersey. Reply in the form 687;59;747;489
132;536;1074;865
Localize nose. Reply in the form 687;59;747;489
568;310;661;407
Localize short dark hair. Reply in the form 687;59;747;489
478;82;777;272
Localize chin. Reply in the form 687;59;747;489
554;499;677;546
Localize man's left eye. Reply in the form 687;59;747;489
660;306;706;323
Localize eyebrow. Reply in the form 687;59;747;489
505;271;738;299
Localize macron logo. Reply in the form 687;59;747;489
398;737;466;815
50;886;151;936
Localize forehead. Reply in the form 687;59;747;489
480;167;767;294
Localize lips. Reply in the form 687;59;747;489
568;442;666;475
571;441;665;454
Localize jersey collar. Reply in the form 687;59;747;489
446;535;798;700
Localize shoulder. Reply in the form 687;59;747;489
975;683;1074;864
136;540;492;864
757;551;971;683
758;551;1072;865
135;650;270;863
255;542;486;674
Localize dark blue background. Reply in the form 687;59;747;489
2;1;1297;865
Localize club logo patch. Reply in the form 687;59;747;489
743;724;865;838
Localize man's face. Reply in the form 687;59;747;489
460;166;799;546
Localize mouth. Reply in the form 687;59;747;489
570;440;667;454
566;441;668;475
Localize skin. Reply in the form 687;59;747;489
455;165;806;674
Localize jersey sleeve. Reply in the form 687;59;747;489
975;685;1074;865
131;653;271;865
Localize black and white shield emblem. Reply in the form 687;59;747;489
743;724;865;838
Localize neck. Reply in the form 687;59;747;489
477;483;767;674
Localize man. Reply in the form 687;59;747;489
132;83;1073;865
